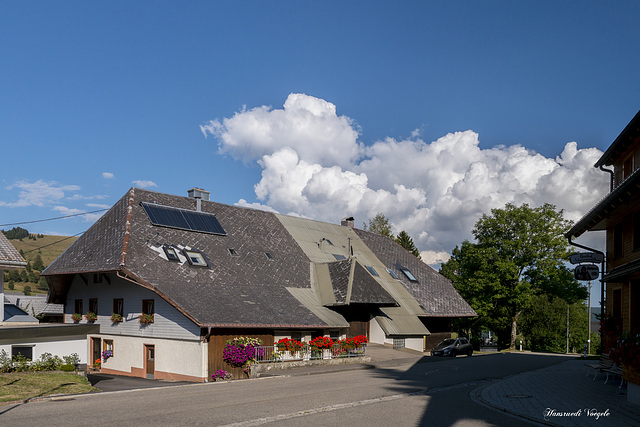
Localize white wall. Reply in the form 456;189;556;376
97;334;207;379
0;336;88;363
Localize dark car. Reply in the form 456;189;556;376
430;338;473;357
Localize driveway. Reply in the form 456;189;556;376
87;373;192;392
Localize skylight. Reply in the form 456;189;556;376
163;246;180;262
228;248;238;256
365;265;379;276
386;268;399;279
333;254;347;260
264;252;274;260
184;250;207;267
400;268;417;281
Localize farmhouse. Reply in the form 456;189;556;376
43;187;475;382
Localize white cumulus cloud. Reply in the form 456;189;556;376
132;180;158;189
0;180;81;207
204;93;609;264
102;172;115;179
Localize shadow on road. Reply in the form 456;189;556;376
370;352;571;426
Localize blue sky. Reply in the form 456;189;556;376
2;2;639;304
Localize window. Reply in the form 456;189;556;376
12;346;33;360
163;246;180;261
142;299;154;316
104;339;114;354
184;250;207;267
228;248;238;256
386;268;399;279
365;265;379;276
613;223;623;259
264;252;274;260
325;239;334;246
333;254;347;260
89;298;98;315
113;298;123;316
329;330;340;341
74;299;83;314
400;268;418;281
93;273;102;284
291;331;303;341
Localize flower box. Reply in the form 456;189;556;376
139;313;154;325
110;313;124;323
71;313;82;323
85;312;97;322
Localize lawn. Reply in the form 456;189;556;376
0;372;97;404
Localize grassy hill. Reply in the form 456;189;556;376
3;234;78;295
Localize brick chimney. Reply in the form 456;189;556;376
341;217;355;228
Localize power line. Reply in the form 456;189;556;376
23;231;85;254
0;209;108;227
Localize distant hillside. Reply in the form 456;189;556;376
2;233;78;295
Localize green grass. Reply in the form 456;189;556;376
3;234;77;295
0;372;97;404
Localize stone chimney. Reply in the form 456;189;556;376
341;217;355;228
188;188;210;211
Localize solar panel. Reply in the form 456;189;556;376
141;203;226;235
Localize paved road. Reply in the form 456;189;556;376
0;353;570;426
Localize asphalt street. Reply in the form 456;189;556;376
0;352;573;426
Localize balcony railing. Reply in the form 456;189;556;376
254;344;366;364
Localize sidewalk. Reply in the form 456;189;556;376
473;358;640;426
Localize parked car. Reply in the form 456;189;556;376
430;338;473;357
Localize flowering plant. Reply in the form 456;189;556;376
600;315;622;352
609;330;640;370
93;359;101;369
276;337;304;352
222;337;264;373
309;336;334;349
110;313;123;323
212;369;232;381
71;313;82;323
102;350;113;361
85;312;98;322
139;313;154;325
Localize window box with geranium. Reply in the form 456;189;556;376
276;337;304;357
85;311;97;323
110;313;123;323
139;313;154;325
71;313;82;323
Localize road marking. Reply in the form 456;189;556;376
221;381;486;426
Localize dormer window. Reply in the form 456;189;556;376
163;246;180;262
400;268;417;281
184;250;207;267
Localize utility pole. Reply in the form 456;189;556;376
587;280;592;355
566;303;569;354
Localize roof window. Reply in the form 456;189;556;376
228;248;238;256
386;268;399;279
365;265;379;276
333;254;347;260
264;252;274;260
184;250;208;267
163;246;180;262
400;268;417;281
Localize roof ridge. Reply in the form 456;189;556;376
119;188;135;267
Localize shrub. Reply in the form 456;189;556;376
63;353;80;366
23;285;32;296
60;364;76;372
34;353;62;371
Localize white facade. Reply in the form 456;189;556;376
0;336;88;363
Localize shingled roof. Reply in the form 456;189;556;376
44;187;475;330
0;233;27;269
354;229;477;317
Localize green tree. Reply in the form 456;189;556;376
8;270;21;282
38;276;48;291
32;254;45;271
395;231;421;259
23;285;32;296
7;281;14;291
2;227;29;240
363;213;393;238
20;270;28;283
441;203;587;349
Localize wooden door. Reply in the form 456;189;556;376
91;337;101;369
145;345;155;378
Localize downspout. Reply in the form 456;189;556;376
567;236;606;323
599;165;614;192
